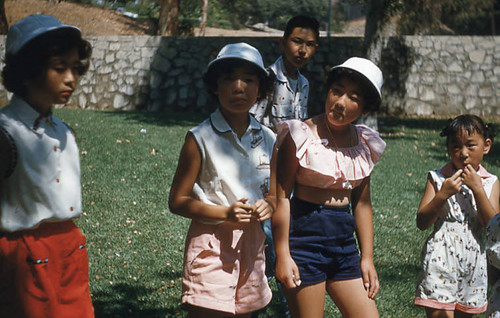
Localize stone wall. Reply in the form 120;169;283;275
0;35;497;116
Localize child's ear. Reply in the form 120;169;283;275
483;138;492;155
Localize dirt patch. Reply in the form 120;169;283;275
5;0;157;35
4;0;365;37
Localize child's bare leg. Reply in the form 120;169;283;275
425;308;453;317
283;281;326;318
326;278;379;318
425;308;474;318
454;311;473;318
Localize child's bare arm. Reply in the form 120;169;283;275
462;164;499;227
416;169;462;230
352;177;379;299
273;133;301;288
168;133;253;222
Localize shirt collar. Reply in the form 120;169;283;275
441;162;491;178
210;107;262;134
10;95;55;134
272;56;304;84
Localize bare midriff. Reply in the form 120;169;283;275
294;183;351;206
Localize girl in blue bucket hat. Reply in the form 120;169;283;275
169;42;277;317
0;15;94;317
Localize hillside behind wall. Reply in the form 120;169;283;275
0;35;497;116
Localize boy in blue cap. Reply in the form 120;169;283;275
0;15;94;317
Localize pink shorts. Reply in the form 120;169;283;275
0;220;94;318
181;220;272;314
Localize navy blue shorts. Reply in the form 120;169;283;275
289;197;362;286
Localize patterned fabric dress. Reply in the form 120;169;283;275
415;163;498;313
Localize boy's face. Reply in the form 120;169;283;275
215;64;260;116
447;130;491;171
280;27;318;72
27;47;81;109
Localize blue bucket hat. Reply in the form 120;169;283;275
6;14;81;56
206;42;268;77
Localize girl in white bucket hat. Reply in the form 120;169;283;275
169;43;277;317
273;57;385;317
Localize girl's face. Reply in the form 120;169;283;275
324;77;367;127
447;129;491;171
215;64;260;116
27;47;81;111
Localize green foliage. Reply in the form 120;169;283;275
52;109;500;317
365;0;498;35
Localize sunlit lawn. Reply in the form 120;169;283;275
55;109;500;317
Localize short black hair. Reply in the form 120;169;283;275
326;68;381;113
440;114;496;144
284;15;320;41
203;58;274;103
2;28;92;97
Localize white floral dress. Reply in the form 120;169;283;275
486;213;500;317
415;163;498;313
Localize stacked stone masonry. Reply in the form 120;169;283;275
0;35;497;116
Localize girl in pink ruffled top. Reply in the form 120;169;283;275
272;57;385;318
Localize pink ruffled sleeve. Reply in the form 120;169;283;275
276;120;312;160
277;121;386;189
357;125;386;165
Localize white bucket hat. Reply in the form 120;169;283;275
6;14;81;56
330;57;383;98
206;42;268;77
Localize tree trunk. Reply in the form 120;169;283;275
159;0;180;36
199;0;208;36
359;0;400;130
0;0;8;35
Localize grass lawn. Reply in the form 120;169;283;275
55;109;500;317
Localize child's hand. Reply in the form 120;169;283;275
227;198;254;223
361;258;380;299
462;164;483;192
252;199;273;222
276;255;301;289
439;169;463;199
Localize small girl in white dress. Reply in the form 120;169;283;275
414;115;499;317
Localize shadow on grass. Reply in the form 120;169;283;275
92;283;173;318
93;269;185;318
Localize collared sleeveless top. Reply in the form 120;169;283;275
0;96;81;232
190;108;276;224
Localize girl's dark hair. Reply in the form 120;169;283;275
440;114;496;144
2;28;92;96
326;68;381;113
202;58;275;102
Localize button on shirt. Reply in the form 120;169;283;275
0;95;81;232
250;55;309;131
190;108;276;224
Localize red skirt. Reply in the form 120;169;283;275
0;220;94;318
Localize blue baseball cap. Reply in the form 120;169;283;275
6;14;81;56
